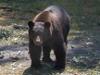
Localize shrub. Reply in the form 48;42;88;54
0;29;13;39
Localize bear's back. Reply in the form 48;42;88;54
33;5;70;24
33;5;70;34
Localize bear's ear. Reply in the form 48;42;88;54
44;22;50;29
28;21;34;29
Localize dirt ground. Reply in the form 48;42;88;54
0;36;100;75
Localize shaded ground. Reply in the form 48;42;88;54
0;34;100;75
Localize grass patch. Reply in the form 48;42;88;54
0;26;28;46
0;29;13;39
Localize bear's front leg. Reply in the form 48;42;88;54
53;42;66;70
29;43;42;69
42;45;53;63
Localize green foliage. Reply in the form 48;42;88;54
0;29;13;39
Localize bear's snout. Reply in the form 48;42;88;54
36;36;41;42
33;35;43;46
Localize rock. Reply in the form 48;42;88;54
0;55;4;59
10;57;19;62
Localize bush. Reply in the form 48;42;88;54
0;29;13;39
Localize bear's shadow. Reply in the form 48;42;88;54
22;63;63;75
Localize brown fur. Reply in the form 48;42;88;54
28;5;70;70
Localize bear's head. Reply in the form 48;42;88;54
28;21;51;46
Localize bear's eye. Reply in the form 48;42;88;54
33;25;44;32
34;25;44;29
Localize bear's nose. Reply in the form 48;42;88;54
36;36;41;42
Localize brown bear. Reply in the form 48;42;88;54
28;5;70;70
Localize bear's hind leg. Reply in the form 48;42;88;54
54;43;66;70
